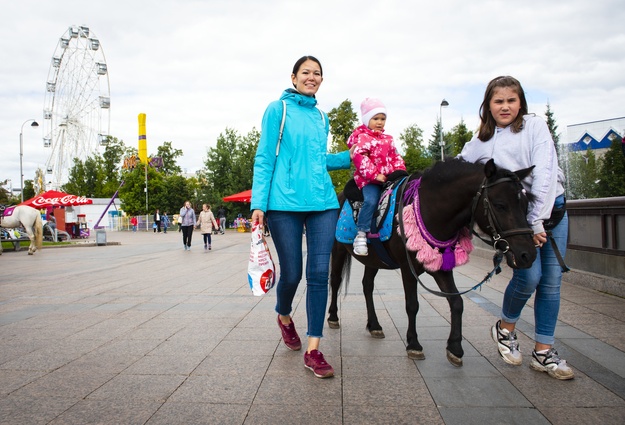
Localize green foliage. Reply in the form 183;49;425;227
0;180;16;204
400;124;431;173
62;136;126;197
545;103;561;158
327;100;358;193
198;127;259;218
23;180;35;200
566;148;599;199
427;120;450;160
596;137;625;197
448;119;473;156
156;141;183;176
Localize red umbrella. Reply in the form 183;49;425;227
20;190;93;208
222;189;252;203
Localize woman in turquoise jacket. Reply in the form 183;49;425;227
251;55;351;379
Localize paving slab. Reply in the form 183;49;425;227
1;229;624;424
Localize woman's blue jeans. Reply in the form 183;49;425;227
501;195;568;345
267;209;338;338
356;184;382;233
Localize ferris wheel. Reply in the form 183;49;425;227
42;25;110;189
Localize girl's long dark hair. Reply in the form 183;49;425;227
477;76;528;141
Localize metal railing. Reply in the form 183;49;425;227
567;196;625;256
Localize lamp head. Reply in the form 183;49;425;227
440;99;449;107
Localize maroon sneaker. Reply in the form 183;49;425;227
277;315;301;351
304;350;334;378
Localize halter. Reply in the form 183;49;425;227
468;175;534;254
396;172;533;298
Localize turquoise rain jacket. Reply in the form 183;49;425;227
251;89;351;213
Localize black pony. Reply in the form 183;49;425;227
328;158;537;366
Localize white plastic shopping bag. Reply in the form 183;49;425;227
247;222;276;296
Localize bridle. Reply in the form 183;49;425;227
468;175;534;254
396;173;533;297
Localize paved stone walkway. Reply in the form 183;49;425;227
1;230;624;424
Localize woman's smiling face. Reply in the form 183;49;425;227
291;59;323;96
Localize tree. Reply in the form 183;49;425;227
427;119;450;160
545;103;562;159
399;124;430;173
327;100;358;193
0;180;15;204
448;119;473;156
23;180;35;201
198;127;260;218
62;137;127;198
119;165;166;215
596;136;625;197
156;141;183;176
566;148;599;199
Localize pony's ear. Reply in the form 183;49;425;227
483;158;497;178
515;166;535;181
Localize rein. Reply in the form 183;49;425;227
396;174;530;298
468;176;533;253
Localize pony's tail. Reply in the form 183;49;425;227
35;214;43;249
342;254;352;297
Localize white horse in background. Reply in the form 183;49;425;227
0;205;43;255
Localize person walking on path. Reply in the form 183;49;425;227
162;212;170;234
179;201;196;250
130;216;138;232
153;209;161;233
251;55;353;379
217;206;227;234
458;75;573;380
197;204;218;251
347;97;406;256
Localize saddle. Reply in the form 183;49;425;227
336;171;408;244
0;205;15;224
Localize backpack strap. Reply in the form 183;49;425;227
275;101;325;156
276;100;287;156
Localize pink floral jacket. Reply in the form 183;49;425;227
347;124;406;189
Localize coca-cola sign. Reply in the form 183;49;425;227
30;195;91;207
21;190;93;208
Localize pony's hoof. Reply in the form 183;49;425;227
369;329;385;338
28;251;34;255
407;349;425;360
446;350;463;367
327;320;340;329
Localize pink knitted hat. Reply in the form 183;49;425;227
361;98;387;125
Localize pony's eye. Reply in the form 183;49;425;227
493;203;507;212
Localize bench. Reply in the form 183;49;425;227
0;233;32;252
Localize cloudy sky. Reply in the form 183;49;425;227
1;0;623;193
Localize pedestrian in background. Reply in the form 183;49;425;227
153;209;161;233
217;206;227;234
197;204;218;251
162;212;170;234
179;201;196;250
130;216;138;232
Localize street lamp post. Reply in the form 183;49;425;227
19;119;39;202
439;99;449;161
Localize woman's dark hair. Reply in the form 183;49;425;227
477;76;528;141
291;55;323;88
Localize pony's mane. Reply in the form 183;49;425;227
410;159;536;201
413;158;482;184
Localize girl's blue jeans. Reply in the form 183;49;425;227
501;195;568;345
267;209;337;338
356;183;382;233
